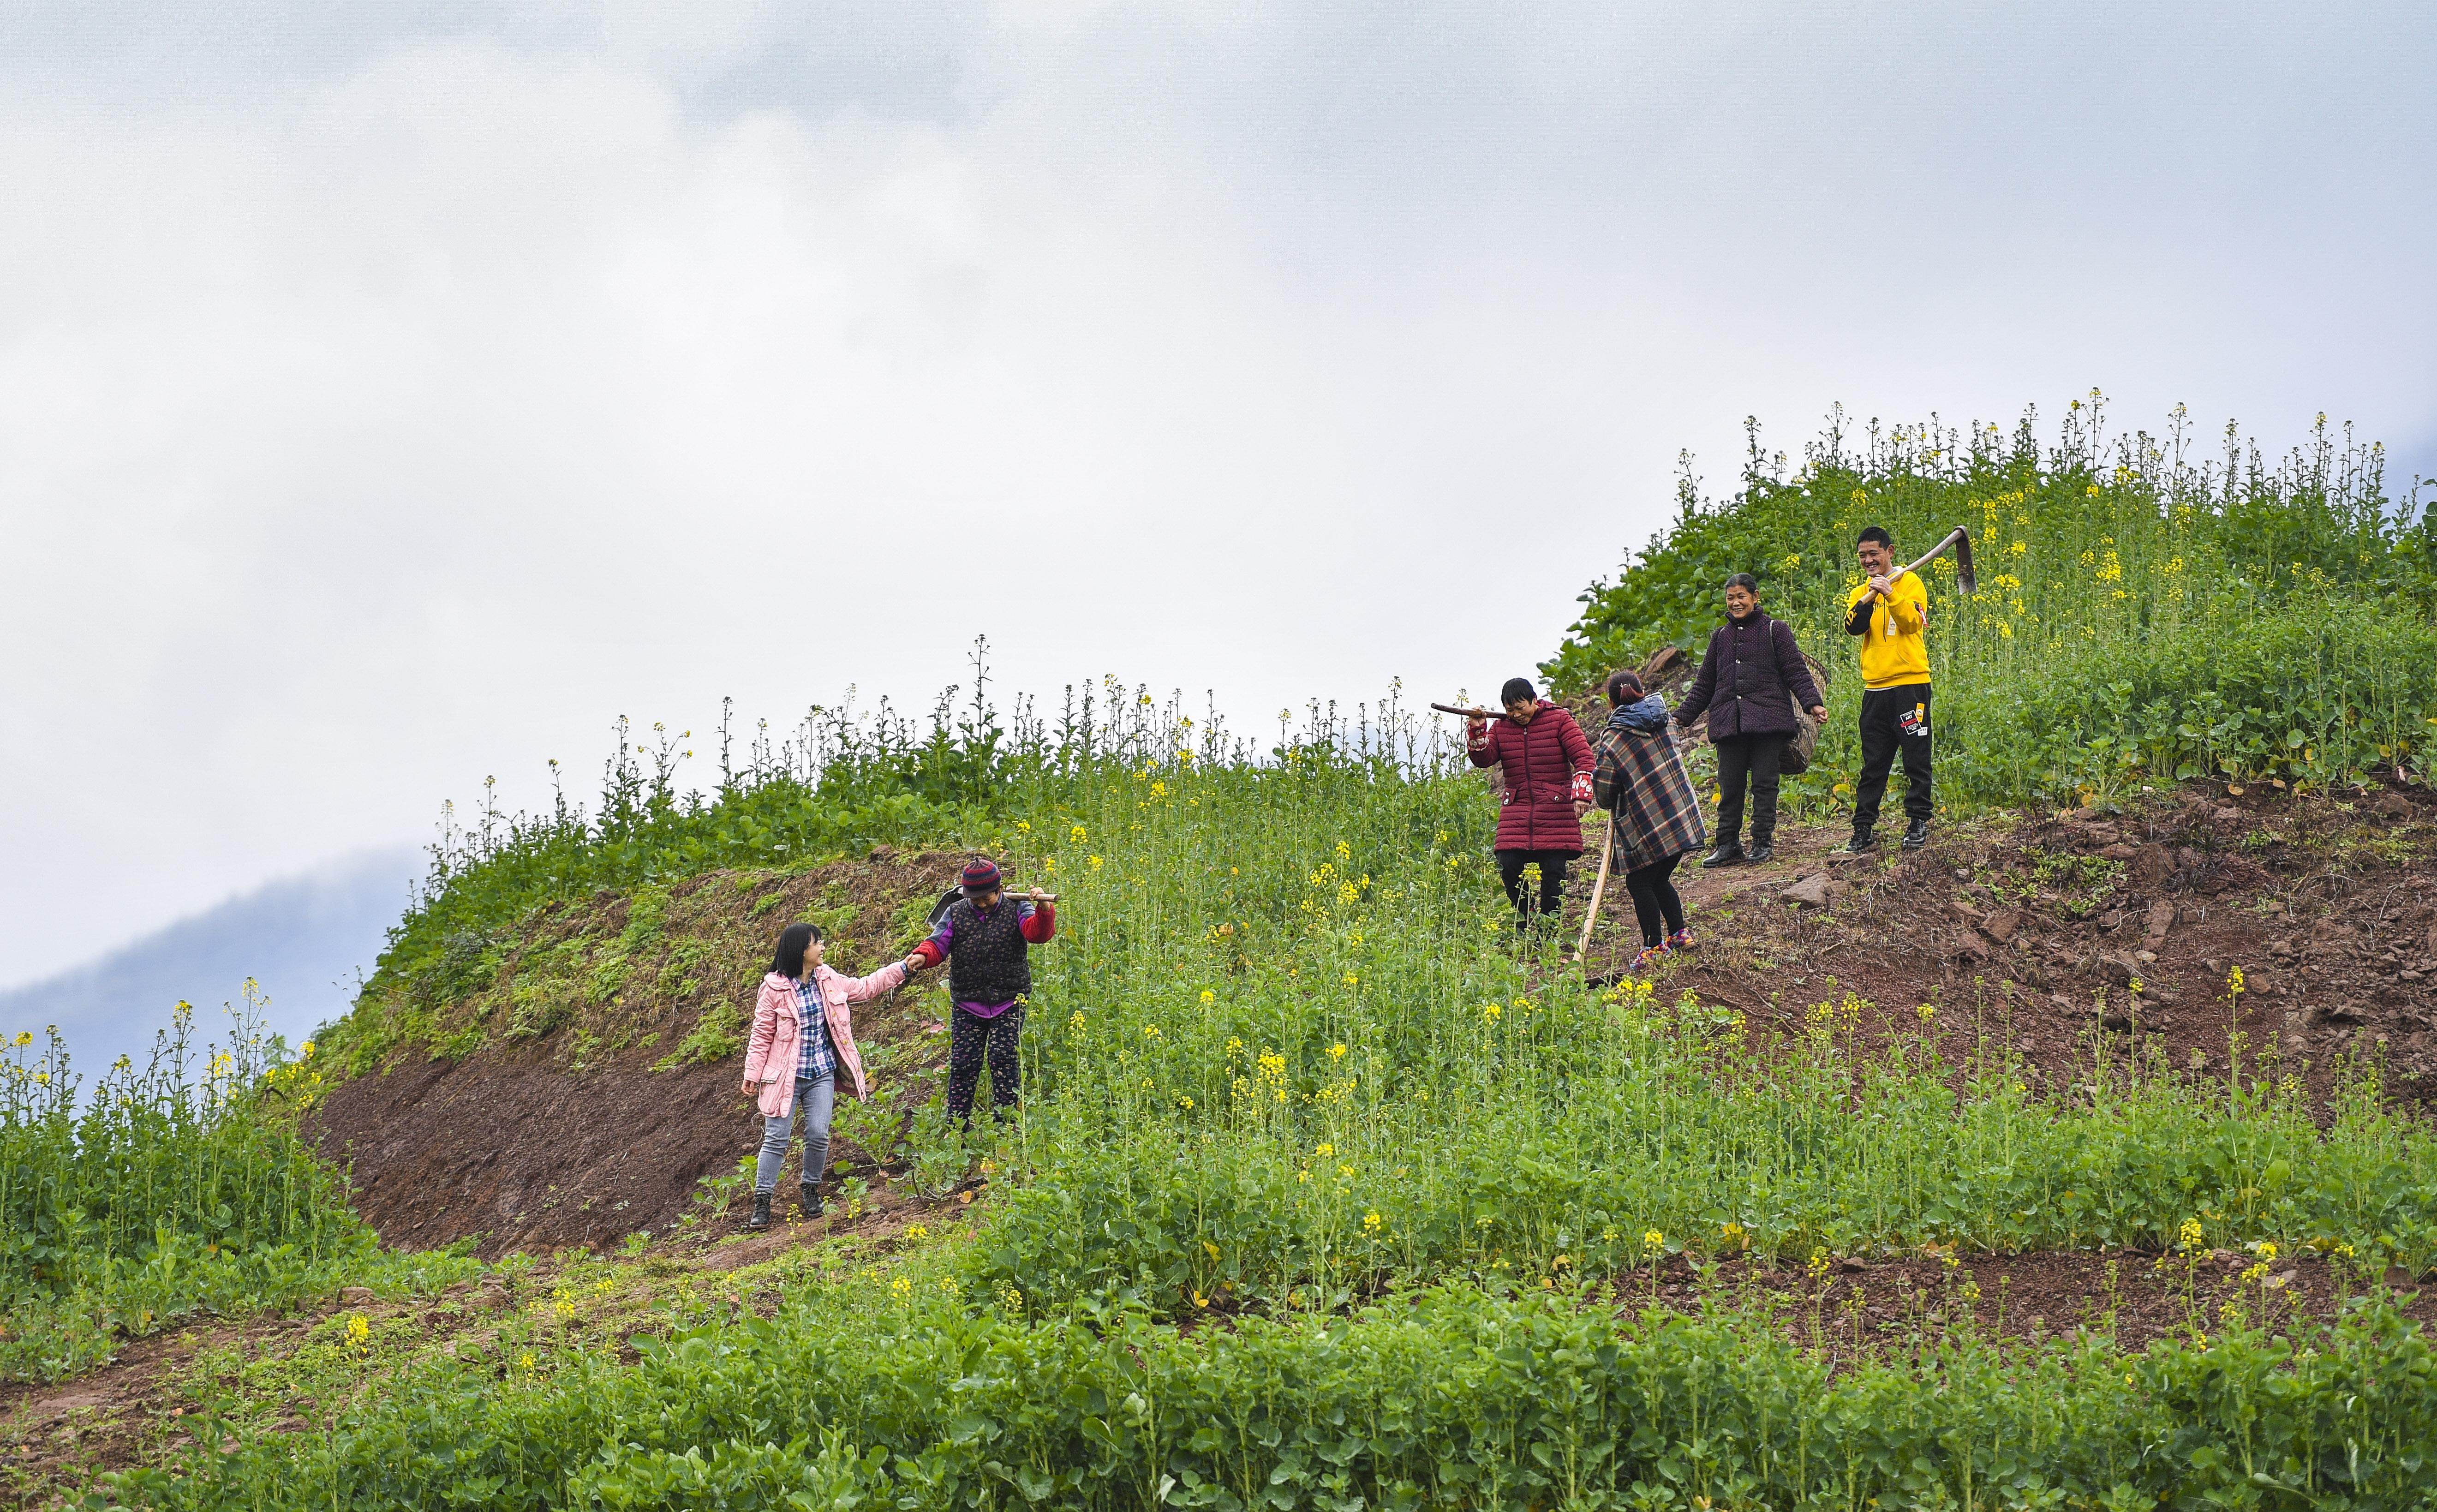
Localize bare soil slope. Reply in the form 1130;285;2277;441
310;849;969;1256
1579;783;2437;1105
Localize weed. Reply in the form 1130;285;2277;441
654;1001;745;1072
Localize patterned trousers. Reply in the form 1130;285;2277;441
947;1003;1024;1121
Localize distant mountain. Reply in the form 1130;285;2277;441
0;850;420;1085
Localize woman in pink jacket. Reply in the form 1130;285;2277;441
738;921;914;1231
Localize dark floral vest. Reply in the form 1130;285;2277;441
947;898;1033;1004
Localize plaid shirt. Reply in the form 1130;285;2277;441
1592;706;1708;871
793;980;836;1082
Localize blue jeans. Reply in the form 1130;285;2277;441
754;1073;836;1194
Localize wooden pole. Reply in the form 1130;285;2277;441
1573;811;1614;964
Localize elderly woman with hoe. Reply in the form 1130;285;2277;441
1592;669;1708;972
1669;573;1828;867
1465;677;1597;932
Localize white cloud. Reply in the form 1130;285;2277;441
2;1;2431;982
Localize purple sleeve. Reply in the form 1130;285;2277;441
926;914;955;953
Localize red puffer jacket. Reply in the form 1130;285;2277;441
1468;706;1596;852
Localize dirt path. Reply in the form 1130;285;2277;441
1571;787;2437;1105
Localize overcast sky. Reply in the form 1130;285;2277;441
4;1;2432;988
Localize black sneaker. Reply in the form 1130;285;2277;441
1700;843;1745;869
1902;819;1929;850
799;1183;824;1219
1836;829;1876;856
745;1192;772;1231
1746;843;1775;864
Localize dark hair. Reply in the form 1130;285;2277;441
1857;526;1893;550
1499;676;1538;707
769;920;822;979
1606;670;1644;705
1724;573;1758;593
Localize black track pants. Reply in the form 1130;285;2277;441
947;1003;1024;1121
1495;849;1573;926
1624;853;1686;946
1712;732;1787;848
1854;684;1934;830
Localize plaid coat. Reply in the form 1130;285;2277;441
1593;714;1708;871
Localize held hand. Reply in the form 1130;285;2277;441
1809;705;1828;722
902;955;926;974
1025;887;1051;902
1868;574;1894;597
1574;801;1592;820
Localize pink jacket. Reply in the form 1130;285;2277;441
741;961;906;1118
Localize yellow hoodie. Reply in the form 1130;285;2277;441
1843;570;1930;690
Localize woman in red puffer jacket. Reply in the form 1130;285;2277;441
1466;676;1595;930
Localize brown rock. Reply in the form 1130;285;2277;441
1782;873;1834;909
2100;843;2140;862
2144;900;2177;947
2214;806;2242;822
1955;933;1992;963
2175;846;2203;872
1981;910;2022;944
2371;793;2412;821
2097;953;2138;987
1950;899;1987;925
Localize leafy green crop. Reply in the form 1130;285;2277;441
136;1260;2437;1510
0;1000;471;1383
1546;400;2437;808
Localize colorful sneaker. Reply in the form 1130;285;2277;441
1631;943;1670;973
1666;928;1696;952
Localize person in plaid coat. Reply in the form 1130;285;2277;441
1591;669;1708;971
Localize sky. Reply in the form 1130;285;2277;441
3;1;2433;1006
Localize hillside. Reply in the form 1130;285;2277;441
13;748;2437;1506
10;404;2437;1509
308;849;967;1256
306;779;2437;1272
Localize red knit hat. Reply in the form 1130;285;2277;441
959;857;1003;896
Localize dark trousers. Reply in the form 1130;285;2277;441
1624;853;1685;946
1712;732;1786;848
947;1003;1024;1121
1854;684;1934;830
1495;848;1573;926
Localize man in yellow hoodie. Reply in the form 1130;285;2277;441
1839;526;1933;854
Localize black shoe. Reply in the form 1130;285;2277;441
745;1192;772;1231
1700;843;1745;869
1837;829;1877;855
1746;842;1775;864
1902;819;1929;850
799;1182;824;1219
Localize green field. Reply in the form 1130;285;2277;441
10;402;2437;1509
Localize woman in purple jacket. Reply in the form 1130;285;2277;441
1671;575;1827;867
